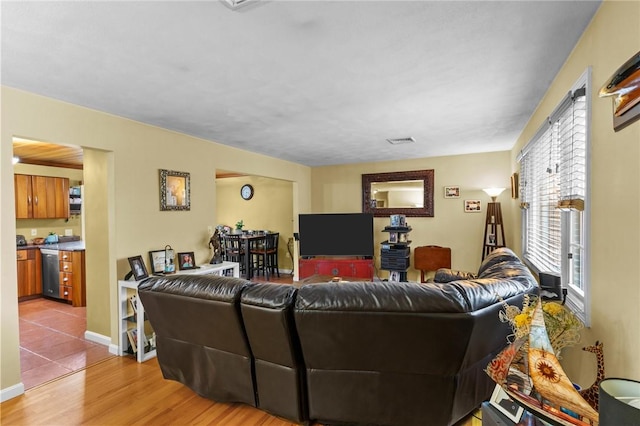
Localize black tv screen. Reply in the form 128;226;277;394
299;213;374;257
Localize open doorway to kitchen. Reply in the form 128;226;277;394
13;138;113;390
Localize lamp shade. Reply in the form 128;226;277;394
599;378;640;425
483;188;505;201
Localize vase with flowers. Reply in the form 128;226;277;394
499;294;583;359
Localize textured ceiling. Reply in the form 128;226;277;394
1;1;601;167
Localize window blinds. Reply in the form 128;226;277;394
518;87;586;273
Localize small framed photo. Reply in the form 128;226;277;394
178;252;198;270
444;186;460;198
149;250;166;274
149;248;176;274
490;384;524;423
128;255;149;281
389;214;406;227
389;271;401;281
160;169;190;211
464;199;482;212
388;232;398;243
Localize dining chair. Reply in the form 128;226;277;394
222;234;245;274
250;233;280;280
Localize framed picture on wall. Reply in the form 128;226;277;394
444;186;460;198
159;169;190;211
464;199;481;212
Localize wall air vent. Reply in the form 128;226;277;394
386;137;416;145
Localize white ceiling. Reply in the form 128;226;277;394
1;1;601;167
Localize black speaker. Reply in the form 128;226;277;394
539;271;562;300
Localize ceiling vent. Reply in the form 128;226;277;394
220;0;260;10
386;137;416;145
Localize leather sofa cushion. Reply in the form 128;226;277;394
139;273;250;301
296;275;535;314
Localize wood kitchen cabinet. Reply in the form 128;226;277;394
17;249;42;300
14;174;70;219
59;250;86;307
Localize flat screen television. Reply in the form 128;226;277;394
299;213;374;258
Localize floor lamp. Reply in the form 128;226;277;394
482;188;506;260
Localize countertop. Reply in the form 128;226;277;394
17;241;85;251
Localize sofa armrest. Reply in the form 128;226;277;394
433;268;477;283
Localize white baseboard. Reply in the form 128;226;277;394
1;382;25;402
84;330;111;347
108;343;120;356
84;330;121;355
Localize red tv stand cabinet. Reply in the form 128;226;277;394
298;257;374;280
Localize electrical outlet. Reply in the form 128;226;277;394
65;229;73;236
285;252;290;258
207;226;213;235
31;229;37;236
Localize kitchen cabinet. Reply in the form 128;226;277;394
59;250;86;307
14;174;70;219
17;249;42;300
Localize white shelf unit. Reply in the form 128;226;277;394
118;261;240;362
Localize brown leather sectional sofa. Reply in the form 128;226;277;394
138;247;537;426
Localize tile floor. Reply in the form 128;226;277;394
18;298;114;390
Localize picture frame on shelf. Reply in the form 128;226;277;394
464;199;482;212
490;384;525;423
389;271;401;282
388;232;398;243
390;214;406;227
444;186;460;198
178;251;198;270
149;250;167;274
127;255;148;281
159;169;190;211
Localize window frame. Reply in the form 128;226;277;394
518;68;591;326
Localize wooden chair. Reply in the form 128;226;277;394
414;245;451;283
222;234;245;274
250;233;280;280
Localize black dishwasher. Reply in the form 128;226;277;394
41;249;60;298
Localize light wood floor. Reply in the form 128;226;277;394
1;356;482;425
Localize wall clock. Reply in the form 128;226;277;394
240;184;254;200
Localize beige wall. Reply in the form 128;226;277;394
2;0;638;398
216;175;294;272
1;86;311;395
509;0;640;384
311;151;513;279
14;163;84;240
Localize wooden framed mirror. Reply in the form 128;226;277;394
362;169;434;217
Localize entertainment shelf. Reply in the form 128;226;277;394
381;225;412;282
298;257;374;280
118;261;240;362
